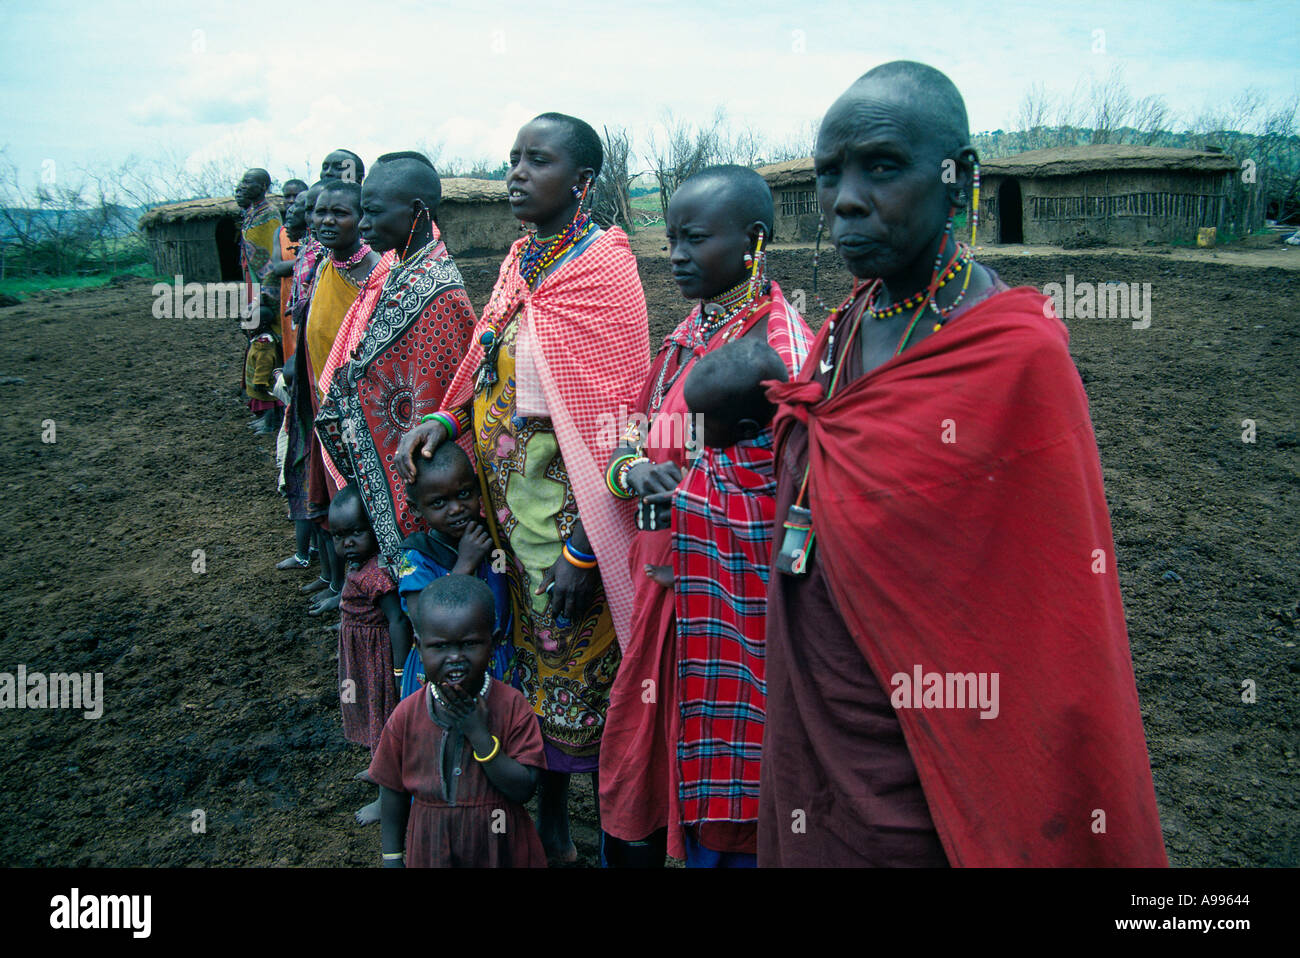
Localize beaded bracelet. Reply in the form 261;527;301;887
562;543;599;569
382;852;405;861
606;452;639;499
473;735;501;763
617;456;650;498
392;668;404;677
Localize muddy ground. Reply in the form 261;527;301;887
0;245;1295;867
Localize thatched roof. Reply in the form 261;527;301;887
139;196;252;228
441;177;508;204
755;158;815;188
980;146;1237;178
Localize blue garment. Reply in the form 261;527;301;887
683;830;757;869
395;531;516;698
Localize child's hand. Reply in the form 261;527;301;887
439;679;490;742
644;563;674;591
456;523;494;569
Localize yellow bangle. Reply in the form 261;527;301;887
382;852;404;861
473;735;501;763
562;544;599;569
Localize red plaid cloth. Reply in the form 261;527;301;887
674;283;809;828
442;228;649;645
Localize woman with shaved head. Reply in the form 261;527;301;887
758;62;1167;867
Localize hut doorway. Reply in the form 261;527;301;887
214;218;243;281
999;179;1024;243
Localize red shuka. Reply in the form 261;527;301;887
763;286;1167;867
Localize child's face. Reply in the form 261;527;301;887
407;457;480;539
666;181;752;301
414;601;493;692
328;498;377;566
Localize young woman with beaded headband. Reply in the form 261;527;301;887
759;61;1166;868
598;165;811;868
396;112;650;863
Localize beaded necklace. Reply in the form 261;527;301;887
330;242;372;271
518;212;595;289
648;279;765;412
429;670;491;711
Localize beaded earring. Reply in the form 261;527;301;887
969;161;981;247
811;212;832;316
401;201;430;260
746;229;767;299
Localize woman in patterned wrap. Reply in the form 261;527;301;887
397;113;648;862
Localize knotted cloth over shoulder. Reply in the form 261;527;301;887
767;286;1167;867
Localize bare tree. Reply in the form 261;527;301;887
590;124;635;231
1088;66;1134;144
644;108;726;219
1015;82;1055;151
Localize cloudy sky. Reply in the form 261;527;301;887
1;0;1296;198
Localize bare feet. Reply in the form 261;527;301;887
276;553;310;571
301;577;330;594
308;590;340;616
355;798;381;826
354;768;376;785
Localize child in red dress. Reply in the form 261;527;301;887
369;575;548;868
330;484;411;826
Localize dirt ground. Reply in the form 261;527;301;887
0;242;1295;868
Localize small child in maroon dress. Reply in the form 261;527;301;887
330;484;411;826
369;575;548;868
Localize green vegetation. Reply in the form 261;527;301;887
0;261;161;300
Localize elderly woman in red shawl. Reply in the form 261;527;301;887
397;113;648;861
758;61;1167;867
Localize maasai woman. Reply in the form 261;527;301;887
759;61;1166;866
278;181;328;579
269;190;307;364
398;114;648;861
315;152;478;575
299;179;383;616
598;166;810;867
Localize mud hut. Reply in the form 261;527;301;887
756;158;819;242
434;177;518;254
978;146;1256;246
139;196;259;283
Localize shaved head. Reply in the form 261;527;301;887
829;60;970;157
678;164;774;237
685;337;787;421
366;153;443;211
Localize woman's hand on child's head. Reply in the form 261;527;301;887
457;523;494;567
628;460;683;498
396;419;447;483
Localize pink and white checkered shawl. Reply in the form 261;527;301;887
442;227;650;647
